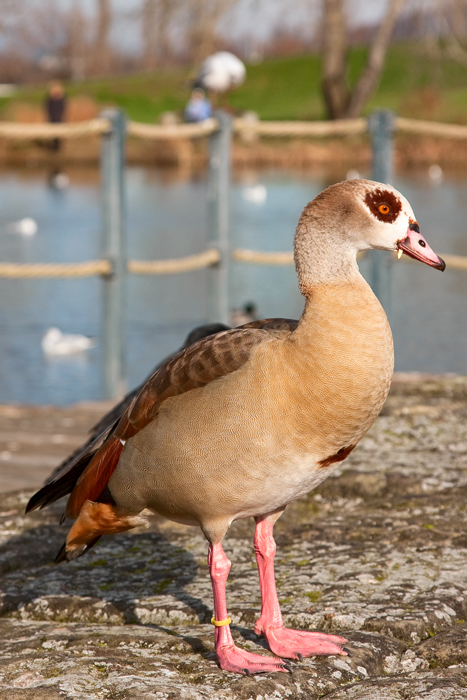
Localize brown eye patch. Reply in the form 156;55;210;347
365;188;401;223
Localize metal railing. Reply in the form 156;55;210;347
0;109;466;399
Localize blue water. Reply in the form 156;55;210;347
0;164;465;405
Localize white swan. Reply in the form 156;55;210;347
42;327;95;356
428;164;443;184
50;172;70;190
7;217;38;236
242;184;267;204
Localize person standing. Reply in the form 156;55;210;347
184;88;212;123
45;82;67;151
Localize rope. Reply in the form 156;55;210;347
0;249;465;278
0;260;112;278
233;117;367;138
2;115;467;143
233;248;467;271
128;248;220;275
0;119;110;140
396;117;467;140
233;249;294;265
127;119;218;140
2;114;467;143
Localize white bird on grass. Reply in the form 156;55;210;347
195;51;246;104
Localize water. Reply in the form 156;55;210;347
0;164;465;405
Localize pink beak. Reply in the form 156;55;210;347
398;224;446;271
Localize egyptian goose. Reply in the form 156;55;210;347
27;179;445;675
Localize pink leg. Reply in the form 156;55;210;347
254;518;348;660
208;542;290;674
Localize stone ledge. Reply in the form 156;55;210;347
0;376;466;697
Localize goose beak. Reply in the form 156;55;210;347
397;225;446;271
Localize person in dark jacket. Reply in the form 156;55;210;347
45;82;67;151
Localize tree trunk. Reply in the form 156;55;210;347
155;0;175;67
141;0;157;70
94;0;112;75
69;0;86;81
346;0;405;118
185;0;236;63
321;0;350;119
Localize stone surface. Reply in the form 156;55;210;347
0;403;113;492
0;374;467;698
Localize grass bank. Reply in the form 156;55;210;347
3;42;467;125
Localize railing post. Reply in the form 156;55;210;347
206;110;232;326
368;109;395;313
100;109;126;400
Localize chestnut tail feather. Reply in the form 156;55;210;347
66;438;124;519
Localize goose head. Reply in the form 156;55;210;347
294;179;445;293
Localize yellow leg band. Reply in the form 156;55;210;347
211;616;231;627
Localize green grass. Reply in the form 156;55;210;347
5;42;467;124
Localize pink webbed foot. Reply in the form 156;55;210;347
216;641;291;675
253;519;348;661
208;541;291;675
257;624;348;661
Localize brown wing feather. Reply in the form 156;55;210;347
39;318;298;520
114;320;297;440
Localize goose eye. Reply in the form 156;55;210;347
379;203;391;215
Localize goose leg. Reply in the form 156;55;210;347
208;542;289;674
253;517;348;659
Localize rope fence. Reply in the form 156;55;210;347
0;116;372;141
0;249;466;278
0;113;467;142
128;248;220;274
232;249;294;265
127;118;217;140
0;260;112;278
395;117;467;140
233;250;467;270
0;119;110;139
233;117;367;138
0;110;465;278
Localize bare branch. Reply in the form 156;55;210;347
141;0;179;69
183;0;238;63
346;0;405;118
93;0;112;75
321;0;350;119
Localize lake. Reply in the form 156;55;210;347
0;164;465;405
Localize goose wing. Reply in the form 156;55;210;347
27;319;297;518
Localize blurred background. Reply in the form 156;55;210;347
0;0;466;405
